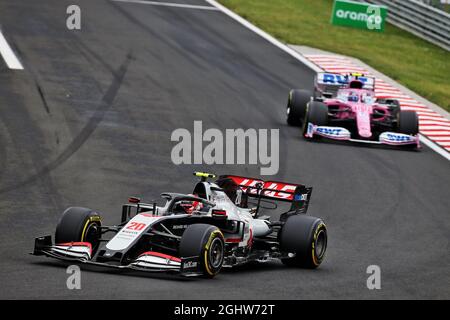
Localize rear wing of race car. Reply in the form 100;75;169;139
217;175;312;217
315;72;375;98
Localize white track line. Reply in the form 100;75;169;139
204;0;322;73
206;0;450;161
420;135;450;160
112;0;219;10
0;29;23;70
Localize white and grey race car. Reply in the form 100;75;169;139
33;172;328;278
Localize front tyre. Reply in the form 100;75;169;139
287;89;312;126
55;207;102;254
302;101;328;138
398;110;419;135
279;215;327;268
180;224;225;278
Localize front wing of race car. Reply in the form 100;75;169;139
32;235;202;276
305;123;420;147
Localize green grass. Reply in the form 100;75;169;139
219;0;450;111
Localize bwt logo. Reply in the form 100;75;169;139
386;133;413;142
171;121;279;175
317;127;343;136
322;73;368;85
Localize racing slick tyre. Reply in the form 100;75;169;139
55;207;102;252
302;101;328;138
287;89;311;126
279;215;327;269
180;224;225;278
398;110;419;135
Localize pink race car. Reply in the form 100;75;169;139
286;73;419;148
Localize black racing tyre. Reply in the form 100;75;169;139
287;89;312;126
179;224;225;278
302;101;328;137
55;207;102;252
279;215;327;268
398;110;419;135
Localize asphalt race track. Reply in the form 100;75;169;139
0;0;449;299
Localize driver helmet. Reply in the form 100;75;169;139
361;92;373;103
179;194;203;214
348;92;359;102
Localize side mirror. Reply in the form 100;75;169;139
128;196;140;203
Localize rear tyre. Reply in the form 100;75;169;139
180;224;225;278
55;207;102;253
302;101;328;138
279;215;327;268
398;110;419;135
287;89;311;126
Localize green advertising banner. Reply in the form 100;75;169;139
331;0;388;32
